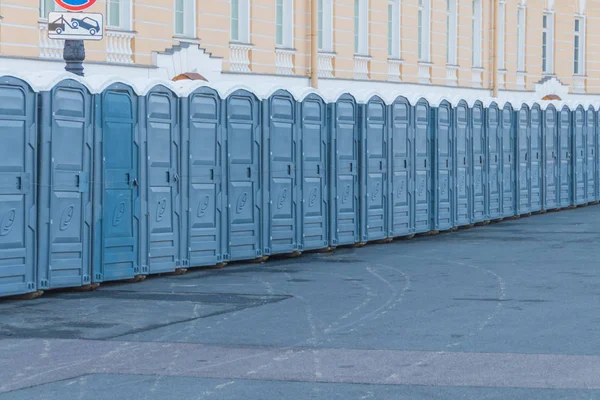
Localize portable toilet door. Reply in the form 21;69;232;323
585;106;596;204
414;99;433;234
329;93;359;247
225;89;263;261
433;100;453;232
530;104;543;213
389;96;415;238
262;90;299;256
92;83;140;283
140;85;181;275
516;104;530;215
298;93;328;251
471;101;487;223
182;86;226;268
543;104;559;210
597;109;600;203
558;105;573;208
501;103;516;218
359;96;388;242
486;102;502;220
0;77;37;297
454;100;470;227
572;105;586;206
38;79;93;290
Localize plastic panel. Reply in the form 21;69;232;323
140;86;181;274
455;101;470;227
0;77;37;297
486;103;501;220
93;83;140;283
558;106;572;208
226;90;262;260
360;97;388;242
501;104;516;217
530;104;543;213
516;105;530;215
389;97;414;237
585;107;596;203
182;87;225;268
38;80;93;289
263;90;299;255
543;105;559;210
329;94;359;246
433;101;453;231
414;99;432;234
299;94;328;251
471;101;487;223
573;106;586;205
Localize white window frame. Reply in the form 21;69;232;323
175;0;196;38
106;0;132;30
517;5;526;72
387;0;400;59
446;0;457;65
542;11;554;74
497;0;506;69
471;0;482;67
231;0;250;43
40;0;59;19
574;16;585;75
354;0;368;55
276;0;294;48
418;0;431;62
318;0;333;52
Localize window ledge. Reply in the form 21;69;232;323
472;66;484;71
275;46;297;52
318;50;336;56
388;58;403;63
173;35;200;43
418;61;433;66
230;41;254;47
446;64;459;69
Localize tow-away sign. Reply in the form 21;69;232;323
48;12;103;41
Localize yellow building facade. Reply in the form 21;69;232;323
0;0;596;99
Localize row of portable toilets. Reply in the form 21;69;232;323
1;72;599;298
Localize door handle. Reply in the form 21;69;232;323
525;152;528;161
166;170;170;183
480;155;482;164
404;160;407;169
349;162;353;173
287;164;292;175
132;178;138;187
508;154;511;163
16;176;22;190
537;152;539;160
210;169;214;181
247;167;252;178
126;172;131;185
446;159;448;168
317;164;320;176
463;157;466;166
424;159;427;168
380;161;383;171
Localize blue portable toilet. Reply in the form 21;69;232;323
181;86;227;268
0;76;38;297
516;104;530;215
543;104;559;210
262;90;300;256
92;82;141;283
572;105;586;206
298;93;329;251
329;93;359;246
486;102;502;220
501;103;516;218
139;84;182;274
38;79;93;290
225;89;263;261
432;100;454;232
585;106;596;203
359;95;389;242
454;100;470;227
596;108;600;203
414;98;433;234
530;104;543;213
558;105;573;208
471;100;487;223
389;96;415;238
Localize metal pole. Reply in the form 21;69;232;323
63;39;85;76
310;0;319;89
491;0;498;98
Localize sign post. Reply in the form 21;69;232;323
48;0;102;76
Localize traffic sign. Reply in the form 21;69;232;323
48;12;103;41
54;0;96;12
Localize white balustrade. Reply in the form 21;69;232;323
418;62;431;84
498;70;506;90
472;67;483;88
106;29;134;64
39;21;64;60
446;65;458;86
354;55;370;80
318;52;334;78
517;71;526;90
387;59;402;82
229;42;253;73
275;48;295;75
573;75;586;94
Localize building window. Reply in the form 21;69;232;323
388;0;400;58
354;0;368;55
175;0;195;37
231;0;250;43
446;0;457;64
471;0;482;67
418;0;430;61
574;17;585;75
517;6;526;71
542;12;554;74
497;0;505;69
276;0;293;47
40;0;57;18
107;0;131;30
318;0;332;51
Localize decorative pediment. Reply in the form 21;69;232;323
535;76;568;100
152;42;223;82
